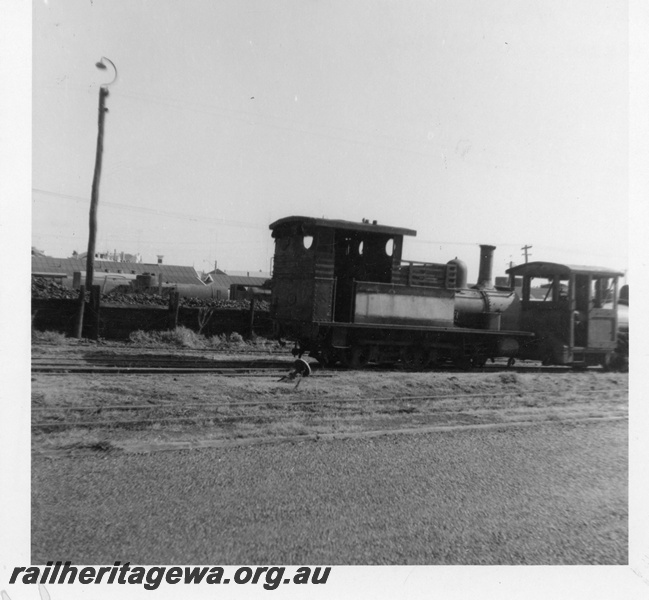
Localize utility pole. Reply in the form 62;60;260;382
521;245;532;263
86;57;117;289
75;57;117;338
85;84;109;290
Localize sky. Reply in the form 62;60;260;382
31;0;630;281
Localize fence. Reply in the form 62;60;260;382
31;291;272;340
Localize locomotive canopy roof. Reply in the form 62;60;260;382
269;216;417;238
506;261;624;278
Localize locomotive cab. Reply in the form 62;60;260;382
507;262;623;368
269;216;415;339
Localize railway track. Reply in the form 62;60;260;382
31;355;297;375
32;387;628;432
34;415;628;460
31;352;591;375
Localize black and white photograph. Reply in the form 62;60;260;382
2;0;648;598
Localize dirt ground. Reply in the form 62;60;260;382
31;340;629;564
31;340;628;456
32;420;628;564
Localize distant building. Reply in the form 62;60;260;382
32;255;273;299
222;270;271;279
201;269;270;301
32;255;202;292
72;250;142;263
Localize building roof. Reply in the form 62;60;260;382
227;275;269;286
31;256;202;285
205;274;269;289
269;215;417;237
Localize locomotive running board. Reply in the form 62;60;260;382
321;321;534;337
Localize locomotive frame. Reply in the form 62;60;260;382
269;216;625;370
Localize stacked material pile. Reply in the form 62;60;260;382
31;277;269;311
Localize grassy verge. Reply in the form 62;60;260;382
31;330;69;344
31;326;281;352
128;326;281;350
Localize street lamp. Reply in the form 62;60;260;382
94;57;118;84
75;57;117;338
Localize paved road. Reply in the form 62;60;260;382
32;420;627;564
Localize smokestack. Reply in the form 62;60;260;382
476;244;496;289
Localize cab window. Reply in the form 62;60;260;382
524;275;567;303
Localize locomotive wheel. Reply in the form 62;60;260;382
600;352;612;372
312;349;334;368
454;356;473;371
471;356;487;368
424;349;440;369
402;347;426;370
337;348;352;368
339;346;369;369
350;346;370;369
610;351;628;372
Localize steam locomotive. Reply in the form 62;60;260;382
269;216;626;370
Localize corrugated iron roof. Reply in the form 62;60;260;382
31;256;202;284
205;274;234;289
227;275;269;286
204;274;269;288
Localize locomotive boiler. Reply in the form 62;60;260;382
269;216;625;369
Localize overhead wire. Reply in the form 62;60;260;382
32;187;266;230
33;187;624;262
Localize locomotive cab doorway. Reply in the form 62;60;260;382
573;273;619;351
332;230;400;322
519;272;572;361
